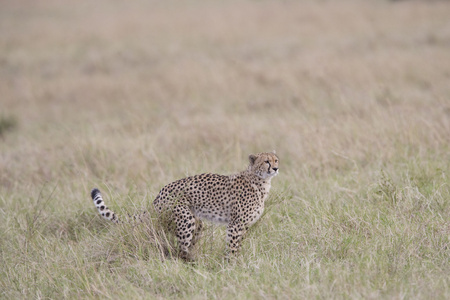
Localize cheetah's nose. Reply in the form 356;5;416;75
273;168;278;172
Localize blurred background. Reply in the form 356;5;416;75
1;0;449;193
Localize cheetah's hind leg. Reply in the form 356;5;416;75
171;204;198;261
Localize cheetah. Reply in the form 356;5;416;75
90;151;279;259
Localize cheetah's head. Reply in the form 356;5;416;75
248;151;279;179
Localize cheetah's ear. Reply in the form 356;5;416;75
249;154;258;165
272;150;276;154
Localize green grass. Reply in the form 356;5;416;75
1;163;448;299
1;0;450;299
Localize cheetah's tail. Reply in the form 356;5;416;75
91;188;120;224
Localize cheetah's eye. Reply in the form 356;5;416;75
265;160;270;164
275;160;278;163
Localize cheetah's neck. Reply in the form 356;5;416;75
237;170;272;201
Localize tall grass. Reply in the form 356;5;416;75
1;0;449;298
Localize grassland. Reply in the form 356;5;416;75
1;0;449;299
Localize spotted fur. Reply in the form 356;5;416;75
90;151;279;259
91;188;119;223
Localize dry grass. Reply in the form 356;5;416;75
1;0;449;299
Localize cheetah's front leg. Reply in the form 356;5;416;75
226;220;247;256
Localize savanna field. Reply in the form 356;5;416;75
1;0;449;298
